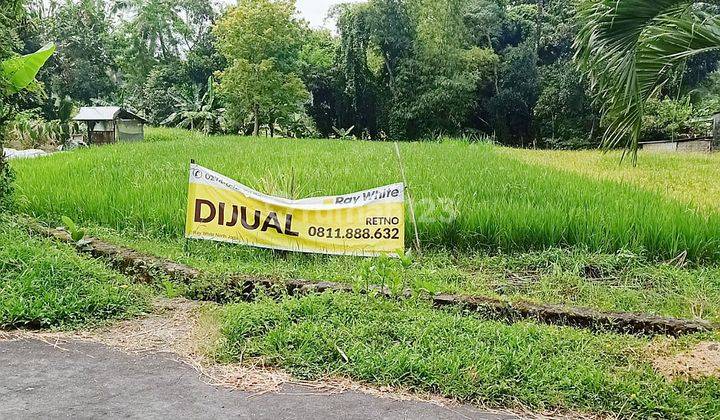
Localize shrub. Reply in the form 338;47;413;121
7;111;67;149
641;98;704;141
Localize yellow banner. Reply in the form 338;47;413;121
185;164;405;257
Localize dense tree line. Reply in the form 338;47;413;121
3;0;720;149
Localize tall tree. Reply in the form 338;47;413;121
43;0;117;104
112;0;183;61
298;28;339;137
334;3;378;135
111;0;216;82
488;42;539;145
214;0;308;136
333;0;497;139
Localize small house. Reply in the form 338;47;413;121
73;106;146;145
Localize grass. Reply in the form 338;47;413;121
11;127;720;262
0;218;149;329
218;292;720;418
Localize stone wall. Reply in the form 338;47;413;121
641;142;676;152
677;139;713;153
641;140;713;153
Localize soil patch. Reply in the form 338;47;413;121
653;342;720;380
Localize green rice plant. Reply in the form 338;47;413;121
218;293;720;418
11;128;720;262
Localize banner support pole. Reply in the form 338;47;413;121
394;142;421;253
184;159;196;254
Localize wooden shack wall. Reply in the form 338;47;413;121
87;121;115;145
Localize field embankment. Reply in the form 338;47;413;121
0;218;149;329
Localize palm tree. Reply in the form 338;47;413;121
574;0;720;161
162;76;224;134
112;0;185;61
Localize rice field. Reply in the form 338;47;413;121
508;148;720;214
8;128;720;419
11;127;720;262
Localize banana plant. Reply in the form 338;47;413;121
332;125;355;140
61;216;86;243
162;76;225;135
1;43;56;95
10;118;67;149
1;42;56;208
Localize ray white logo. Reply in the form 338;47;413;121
334;185;402;205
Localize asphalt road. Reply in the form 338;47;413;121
0;338;515;420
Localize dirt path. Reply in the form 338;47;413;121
0;299;519;419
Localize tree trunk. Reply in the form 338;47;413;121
384;51;396;94
488;33;499;94
158;32;169;61
253;104;260;137
536;0;544;58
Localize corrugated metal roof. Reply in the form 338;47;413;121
73;106;122;121
73;107;147;122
